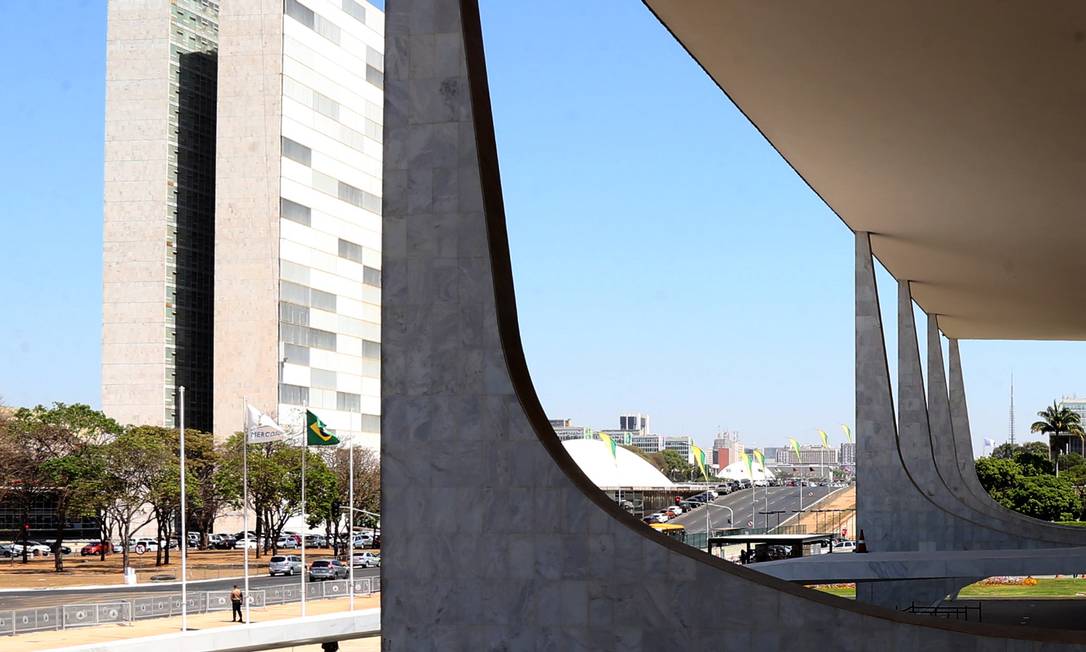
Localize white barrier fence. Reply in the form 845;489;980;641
0;576;379;637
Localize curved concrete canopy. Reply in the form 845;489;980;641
562;439;675;488
644;1;1086;340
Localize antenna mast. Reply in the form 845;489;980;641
1008;372;1016;446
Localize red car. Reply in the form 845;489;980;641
80;541;112;556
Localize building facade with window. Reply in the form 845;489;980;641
103;0;220;432
103;0;385;448
215;0;384;447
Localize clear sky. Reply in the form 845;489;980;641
0;1;1081;456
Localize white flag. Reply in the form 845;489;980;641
245;404;287;443
984;438;995;446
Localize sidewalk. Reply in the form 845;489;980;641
6;594;380;651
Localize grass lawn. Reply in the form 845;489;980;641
810;578;1086;600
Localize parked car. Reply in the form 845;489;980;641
304;534;328;548
665;506;684;518
275;536;299;549
831;540;857;553
80;541;112;556
352;532;375;548
268;554;304;576
10;542;51;557
236;536;259;550
642;513;668;524
351;552;381;568
32;540;71;555
212;534;236;550
308;559;348;581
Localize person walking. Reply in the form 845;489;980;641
230;584;244;622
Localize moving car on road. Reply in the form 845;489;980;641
648;522;687;544
268;555;303;576
308;559;348;581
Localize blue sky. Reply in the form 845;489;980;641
0;1;1080;455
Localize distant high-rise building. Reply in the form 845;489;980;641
549;418;572;428
839;442;856;466
619;413;650;436
663;435;694;463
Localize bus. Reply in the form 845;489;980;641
649;522;687;544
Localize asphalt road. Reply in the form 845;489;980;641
0;567;381;610
671;486;836;534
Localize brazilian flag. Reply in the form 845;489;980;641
306;410;339;446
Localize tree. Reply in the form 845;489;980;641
315;447;380;555
1015;445;1054;477
1002;475;1082;521
975;456;1023;504
100;426;168;571
184;432;241;549
1031;402;1085;458
991;443;1020;460
223;436;335;556
0;404;119;571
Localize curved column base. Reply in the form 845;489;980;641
383;1;1086;647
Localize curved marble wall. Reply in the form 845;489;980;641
380;0;1086;646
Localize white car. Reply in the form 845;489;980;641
276;536;299;549
236;537;259;550
127;538;162;553
831;540;857;553
10;542;51;557
665;506;684;517
351;552;381;568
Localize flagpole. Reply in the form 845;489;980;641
348;433;355;610
300;407;307;618
179;386;188;632
242;399;250;625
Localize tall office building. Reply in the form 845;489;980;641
619;413;650;435
214;0;384;446
103;0;385;448
103;0;219;431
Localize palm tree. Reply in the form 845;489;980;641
1031;402;1085;458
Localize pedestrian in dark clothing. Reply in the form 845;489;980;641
231;585;244;622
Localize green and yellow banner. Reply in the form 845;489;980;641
691;444;708;481
740;450;753;478
788;437;802;462
306;410;339;446
818;429;830;449
842;424;853;444
599;431;616;461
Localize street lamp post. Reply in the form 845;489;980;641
341;505;380;604
178;386;188;633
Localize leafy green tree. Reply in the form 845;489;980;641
991;443;1020;459
1002;475;1082;521
1015;446;1054;477
0;404;119;571
975;456;1023;501
1031;402;1085;458
313;447;380;554
101;426;170;571
223;435;335;556
184;432;241;550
